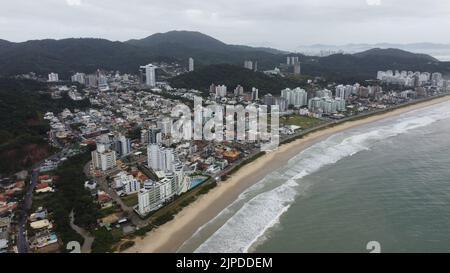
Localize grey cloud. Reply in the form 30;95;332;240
0;0;449;50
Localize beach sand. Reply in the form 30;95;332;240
123;95;450;253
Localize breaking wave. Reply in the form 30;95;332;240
194;101;450;253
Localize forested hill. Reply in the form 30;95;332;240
169;64;310;95
0;31;449;82
0;78;89;175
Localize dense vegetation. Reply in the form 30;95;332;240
0;31;283;77
2;31;447;81
43;151;99;250
0;77;90;175
91;228;116;253
0;38;175;78
169;64;309;96
301;50;450;83
127;31;287;69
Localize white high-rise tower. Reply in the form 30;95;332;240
140;64;157;87
147;144;175;172
48;73;59;82
189;58;194;72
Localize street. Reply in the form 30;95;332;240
16;148;68;253
17;170;37;253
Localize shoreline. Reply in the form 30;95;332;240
124;94;450;253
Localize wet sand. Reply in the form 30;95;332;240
124;95;450;253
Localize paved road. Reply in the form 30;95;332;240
17;170;38;253
69;210;94;253
97;175;147;227
83;161;147;228
17;148;69;253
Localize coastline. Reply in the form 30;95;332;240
123;94;450;253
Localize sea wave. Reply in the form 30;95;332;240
194;101;450;253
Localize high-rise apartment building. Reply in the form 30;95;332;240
281;87;308;107
188;57;194;72
147;144;175;173
71;73;86;85
251;87;259;101
215;85;227;97
140;64;157;87
244;60;253;70
92;149;117;171
114;135;131;158
48;73;59;82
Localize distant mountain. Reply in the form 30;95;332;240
0;38;176;77
0;39;11;46
0;31;286;77
299;48;450;83
126;30;286;68
0;31;449;81
296;43;450;61
169;64;305;95
127;30;228;51
127;31;287;54
227;45;289;55
353;48;438;62
297;42;450;52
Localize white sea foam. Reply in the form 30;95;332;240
194;101;450;253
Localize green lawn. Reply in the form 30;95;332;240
121;194;138;207
281;115;324;129
99;205;119;218
111;227;124;241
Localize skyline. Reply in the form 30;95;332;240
1;0;450;51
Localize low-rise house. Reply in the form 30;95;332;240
222;150;241;162
30;219;53;230
38;175;51;181
0;195;6;207
35;183;54;194
97;191;113;209
30;208;48;222
0;232;8;253
0;216;11;252
5;185;24;196
0;217;10;230
0;202;17;216
84;181;97;191
14;181;25;190
40;161;59;172
206;164;221;174
113;172;141;195
31;230;58;249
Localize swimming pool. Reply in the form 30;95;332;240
190;176;209;189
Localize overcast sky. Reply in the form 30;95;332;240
1;0;450;50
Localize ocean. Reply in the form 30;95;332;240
178;100;450;253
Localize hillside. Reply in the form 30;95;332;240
0;31;449;81
353;48;438;62
127;30;229;51
0;38;175;77
0;78;90;175
0;31;285;77
296;43;450;61
0;39;11;46
126;30;285;68
128;30;286;55
300;49;450;83
169;64;307;95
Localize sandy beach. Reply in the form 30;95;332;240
123;94;450;253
